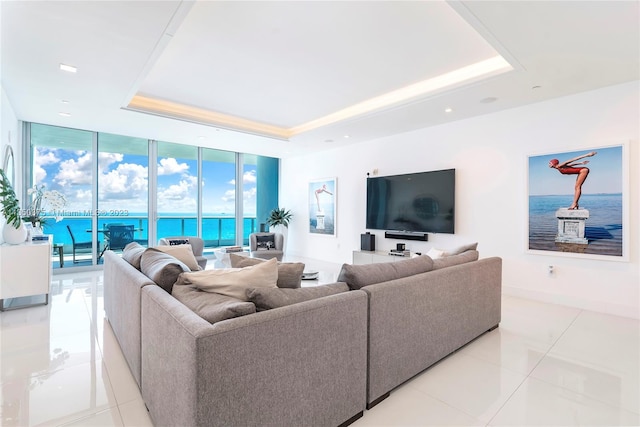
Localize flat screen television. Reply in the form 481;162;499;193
366;168;455;234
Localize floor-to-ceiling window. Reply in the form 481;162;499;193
29;123;98;265
97;133;149;252
27;123;279;269
155;141;199;243
201;148;237;248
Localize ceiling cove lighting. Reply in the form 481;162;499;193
59;63;77;73
127;55;512;140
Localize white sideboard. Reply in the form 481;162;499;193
0;236;52;311
352;250;412;265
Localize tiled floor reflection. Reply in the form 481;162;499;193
1;268;638;426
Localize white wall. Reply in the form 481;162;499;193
0;85;21;244
281;81;639;319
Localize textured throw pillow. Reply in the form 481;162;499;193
446;242;479;256
426;247;446;260
337;255;434;290
247;283;349;311
122;242;146;269
168;238;189;246
154;244;201;271
140;248;191;293
256;234;275;250
178;258;278;301
172;283;256;324
433;250;480;270
229;254;304;289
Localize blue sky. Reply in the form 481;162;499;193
34;148;257;215
528;145;623;196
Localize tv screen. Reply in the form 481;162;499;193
366;169;455;234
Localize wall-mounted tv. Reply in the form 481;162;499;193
366;169;455;234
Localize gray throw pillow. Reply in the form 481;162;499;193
140;248;190;293
337;255;434;290
172;281;256;323
247;282;349;311
229;254;304;289
122;242;146;270
433;250;479;270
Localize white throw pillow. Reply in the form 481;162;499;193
426;247;446;260
155;244;201;271
179;258;278;301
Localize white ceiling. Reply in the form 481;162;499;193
1;1;638;158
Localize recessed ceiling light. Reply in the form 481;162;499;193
61;100;70;104
445;108;453;113
480;97;498;104
324;139;334;143
198;136;205;140
344;135;350;139
59;63;77;73
58;112;71;117
532;85;541;90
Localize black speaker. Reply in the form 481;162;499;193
361;232;375;251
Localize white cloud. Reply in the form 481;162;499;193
99;163;148;200
34;148;61;182
222;189;235;202
56;151;92;186
158;158;189;175
98;152;124;173
243;170;257;184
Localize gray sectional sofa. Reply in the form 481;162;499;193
103;248;368;427
103;243;501;426
336;251;502;407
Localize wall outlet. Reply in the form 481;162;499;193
548;265;554;275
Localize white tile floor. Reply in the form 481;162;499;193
1;264;638;427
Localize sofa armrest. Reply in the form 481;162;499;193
141;286;368;427
103;250;155;388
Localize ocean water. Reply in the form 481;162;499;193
529;194;623;256
40;214;257;247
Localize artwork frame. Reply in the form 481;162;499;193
527;142;628;261
308;177;336;236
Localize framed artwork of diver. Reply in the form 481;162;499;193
527;143;628;260
309;178;336;236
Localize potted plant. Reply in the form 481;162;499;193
266;207;293;228
0;168;27;244
266;208;292;254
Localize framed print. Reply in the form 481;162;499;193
309;178;336;236
527;143;627;260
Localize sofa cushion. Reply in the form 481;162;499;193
154;244;201;271
432;250;479;270
140;248;191;293
172;283;256;323
247;282;349;311
178;258;278;301
446;242;478;256
168;238;190;246
256;234;275;250
122;242;146;269
229;254;304;289
338;255;434;290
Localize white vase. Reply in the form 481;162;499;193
3;222;28;245
269;224;288;255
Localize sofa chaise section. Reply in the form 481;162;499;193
364;256;502;407
141;284;369;427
